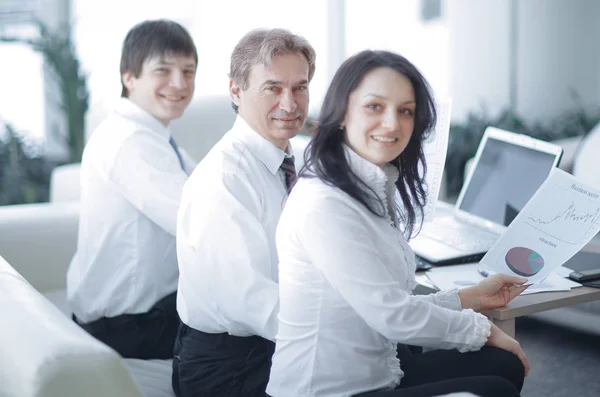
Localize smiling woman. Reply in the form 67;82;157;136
342;67;417;167
266;50;528;397
303;50;437;238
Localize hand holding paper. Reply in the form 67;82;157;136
458;274;529;311
480;168;600;284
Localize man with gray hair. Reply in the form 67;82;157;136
172;28;316;397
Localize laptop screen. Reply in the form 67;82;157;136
457;136;558;226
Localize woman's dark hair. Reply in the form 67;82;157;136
302;50;437;238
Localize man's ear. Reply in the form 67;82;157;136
122;72;135;95
229;79;242;107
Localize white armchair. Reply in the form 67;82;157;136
0;202;78;293
0;199;175;397
170;95;236;162
0;255;143;397
49;163;83;203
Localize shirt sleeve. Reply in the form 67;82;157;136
412;289;464;311
178;168;279;341
298;195;490;352
109;131;188;236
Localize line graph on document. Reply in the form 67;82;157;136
523;183;600;244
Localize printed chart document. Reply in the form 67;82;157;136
421;98;451;222
480;168;600;283
425;263;581;295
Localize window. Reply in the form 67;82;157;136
0;0;44;139
0;0;38;25
345;0;449;100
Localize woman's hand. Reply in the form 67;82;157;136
459;274;529;311
487;323;530;376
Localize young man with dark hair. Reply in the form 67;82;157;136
67;19;198;359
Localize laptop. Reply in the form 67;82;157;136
411;126;563;266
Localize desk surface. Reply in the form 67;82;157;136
482;286;600;321
421;241;600;322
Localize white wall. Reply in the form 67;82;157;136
516;0;600;120
446;0;512;121
445;0;600;123
346;0;450;100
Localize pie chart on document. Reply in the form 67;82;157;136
504;247;545;277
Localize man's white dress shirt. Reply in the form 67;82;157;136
67;98;196;323
267;146;491;397
177;116;290;341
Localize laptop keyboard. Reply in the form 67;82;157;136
420;223;499;252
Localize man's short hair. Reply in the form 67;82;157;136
120;19;198;97
229;28;316;113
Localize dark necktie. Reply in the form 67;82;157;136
169;137;186;172
280;156;297;192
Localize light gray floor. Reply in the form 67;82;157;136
517;316;600;397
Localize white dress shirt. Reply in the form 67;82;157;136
67;98;196;322
177;116;290;341
267;146;491;397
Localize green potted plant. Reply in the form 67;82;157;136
1;20;89;163
0;121;54;205
445;103;600;198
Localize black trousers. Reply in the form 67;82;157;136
72;291;179;359
172;322;275;397
356;346;524;397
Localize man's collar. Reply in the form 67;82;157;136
113;98;171;140
231;116;292;175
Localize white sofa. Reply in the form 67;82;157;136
0;254;143;397
0;202;78;293
0;202;176;397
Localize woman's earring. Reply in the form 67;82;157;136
339;125;345;131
